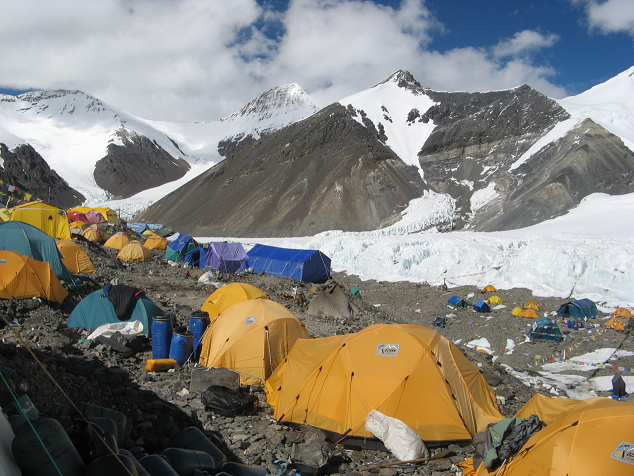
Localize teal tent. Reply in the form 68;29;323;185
530;317;563;342
166;235;197;262
0;221;75;283
557;298;598;321
67;288;164;336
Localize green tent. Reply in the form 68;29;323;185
66;288;164;336
0;221;75;283
165;234;197;262
530;317;563;342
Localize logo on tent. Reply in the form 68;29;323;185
243;316;257;325
0;259;6;265
611;441;634;465
375;344;399;356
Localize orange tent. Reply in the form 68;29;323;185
55;239;96;274
265;324;503;443
117;241;152;261
475;397;634;475
606;316;626;331
104;232;130;250
0;250;68;303
201;282;268;322
482;285;497;292
615;308;633;318
82;227;105;243
144;234;169;250
514;394;583;424
520;309;539;319
199;299;308;385
524;300;540;311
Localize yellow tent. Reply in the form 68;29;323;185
82;227;105;243
104;232;130;250
615;307;633;318
510;306;523;316
482;285;497;292
55;240;96;274
199;299;309;385
144;234;169;250
265;323;503;443
67;206;119;222
117;241;152;261
606;316;626;331
142;229;155;236
524;300;540;311
69;220;88;230
475;397;634;476
520;309;539;319
0;208;11;221
514;394;583;424
9;201;71;240
201;282;269;322
0;250;68;303
486;295;503;305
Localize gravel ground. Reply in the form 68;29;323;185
1;232;632;476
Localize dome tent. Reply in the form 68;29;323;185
199;299;308;385
0;250;68;303
144;234;169;250
200;282;269;322
55;239;96;274
117;241;152;261
265;324;503;444
104;232;130;250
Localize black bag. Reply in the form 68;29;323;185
201;385;258;417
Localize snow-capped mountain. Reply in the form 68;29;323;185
0;84;317;205
139;66;634;236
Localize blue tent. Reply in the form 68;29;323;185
205;242;248;273
557;298;598;320
0;221;74;283
247;244;331;283
448;295;468;308
126;222;150;233
67;288;164;336
530;318;563;342
166;235;197;262
474;300;491;313
184;245;208;269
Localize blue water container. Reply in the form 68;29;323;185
189;311;210;361
152;316;173;359
169;328;193;365
170;426;227;467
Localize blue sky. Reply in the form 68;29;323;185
0;0;632;121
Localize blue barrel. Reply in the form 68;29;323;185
168;328;193;365
170;426;226;467
189;311;210;361
152;316;173;359
138;454;179;476
161;448;219;475
221;462;268;476
84;453;139;476
119;449;152;476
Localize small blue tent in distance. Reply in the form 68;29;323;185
184;245;208;269
247;244;331;283
166;235;197;262
67;288;164;336
448;295;468;308
557;298;598;320
205;242;248;273
474;300;491;313
530;317;563;342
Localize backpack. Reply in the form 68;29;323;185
201;385;258;417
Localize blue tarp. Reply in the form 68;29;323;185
127;222;150;233
66;288;164;336
205;242;248;273
247;244;331;283
184;245;208;269
557;298;598;320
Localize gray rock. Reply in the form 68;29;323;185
190;367;241;393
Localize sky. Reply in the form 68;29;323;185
0;0;632;122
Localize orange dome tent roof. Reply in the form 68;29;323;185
55;239;96;274
104;232;130;250
614;307;632;318
201;282;269;321
520;309;539;319
0;250;68;303
482;285;497;292
117;240;152;261
524;301;540;311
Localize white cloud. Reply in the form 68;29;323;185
576;0;634;37
0;0;572;121
492;30;560;59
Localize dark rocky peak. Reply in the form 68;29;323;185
375;70;426;94
0;143;85;208
221;83;316;124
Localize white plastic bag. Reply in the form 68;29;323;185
365;409;429;461
87;320;144;340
